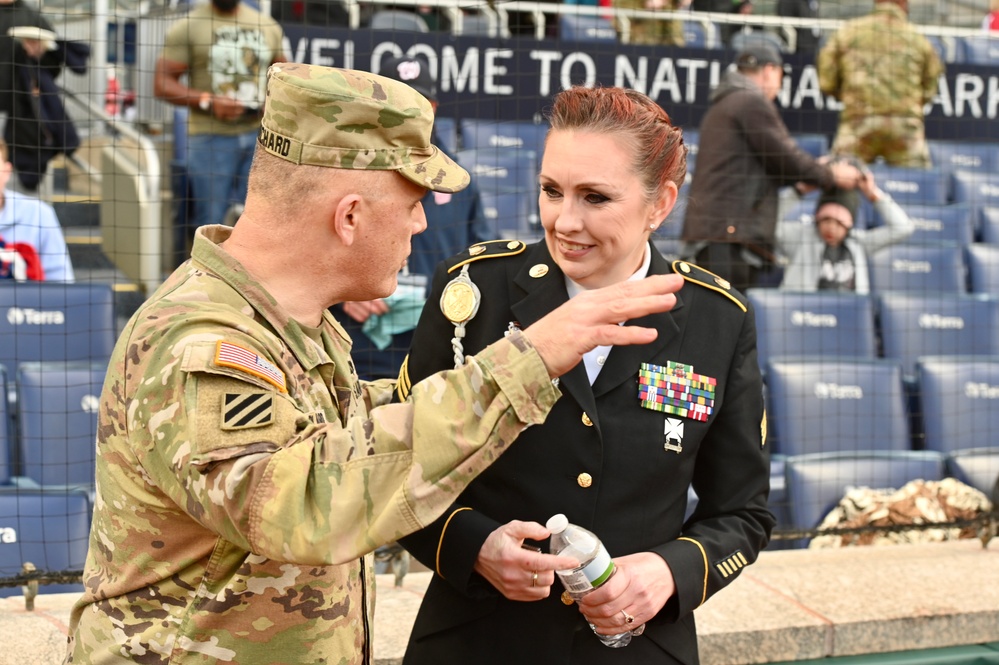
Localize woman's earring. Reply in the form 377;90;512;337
649;224;656;230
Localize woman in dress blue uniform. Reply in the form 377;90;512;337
396;86;775;665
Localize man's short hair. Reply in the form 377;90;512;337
257;63;468;193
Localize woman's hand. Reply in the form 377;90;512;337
473;520;579;602
575;552;676;635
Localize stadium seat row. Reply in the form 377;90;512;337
747;290;999;379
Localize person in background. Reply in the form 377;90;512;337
397;85;774;665
681;39;861;292
817;0;943;168
614;0;690;47
720;0;754;47
0;136;73;281
66;62;684;664
777;160;914;293
984;0;999;31
334;54;490;382
776;0;820;53
154;0;285;261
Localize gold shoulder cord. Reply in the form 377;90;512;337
440;264;482;369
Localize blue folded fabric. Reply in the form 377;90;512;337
362;282;428;350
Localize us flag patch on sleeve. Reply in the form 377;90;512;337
222;393;274;430
214;341;287;393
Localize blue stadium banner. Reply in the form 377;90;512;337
281;24;999;142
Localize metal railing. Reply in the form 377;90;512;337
60;83;163;295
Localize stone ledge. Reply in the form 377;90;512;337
4;540;995;664
373;539;999;664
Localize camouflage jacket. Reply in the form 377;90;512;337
66;225;559;664
817;3;943;121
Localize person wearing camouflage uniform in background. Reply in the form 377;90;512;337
66;63;683;664
817;0;944;168
614;0;688;47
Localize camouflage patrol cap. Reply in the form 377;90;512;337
258;63;469;193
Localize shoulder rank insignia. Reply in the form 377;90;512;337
222;393;274;430
671;260;748;313
447;239;527;274
214;340;287;393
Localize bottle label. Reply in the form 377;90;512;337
559;545;615;596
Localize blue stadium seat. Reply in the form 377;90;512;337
980;207;999;244
916;356;999;454
683;128;698;178
558;14;617;42
0;283;115;372
955;35;999;65
369;9;429;32
765;358;909;457
868;165;950;206
681;19;719;48
952;169;999;208
459;119;549;159
0;487;90;597
946;447;999;497
479;190;538;238
877;292;999;380
432;116;459;155
867;243;966;294
966;243;999;294
793;133;829;159
15;361;105;490
927;140;999;173
747;290;877;373
871;203;973;246
0;365;8;486
924;34;956;64
455;147;538;200
783;450;946;543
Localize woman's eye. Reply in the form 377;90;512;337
585;192;609;204
541;185;562;199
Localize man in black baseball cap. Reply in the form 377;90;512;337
734;36;783;69
681;22;862;292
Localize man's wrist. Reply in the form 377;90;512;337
197;92;212;112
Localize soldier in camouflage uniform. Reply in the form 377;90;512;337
614;0;687;47
66;63;684;664
817;0;944;168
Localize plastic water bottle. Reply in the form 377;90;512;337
546;513;635;648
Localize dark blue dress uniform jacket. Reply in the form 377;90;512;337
398;239;775;665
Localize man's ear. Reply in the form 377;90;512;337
333;194;363;246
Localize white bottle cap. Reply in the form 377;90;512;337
546;513;568;534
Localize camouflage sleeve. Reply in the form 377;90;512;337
816;35;840;98
921;41;944;104
127;321;559;566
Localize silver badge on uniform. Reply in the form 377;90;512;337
664;417;684;454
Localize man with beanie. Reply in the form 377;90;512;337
777;163;914;292
682;38;861;292
335;55;489;382
66;63;684;664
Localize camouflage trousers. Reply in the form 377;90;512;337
831;115;931;169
